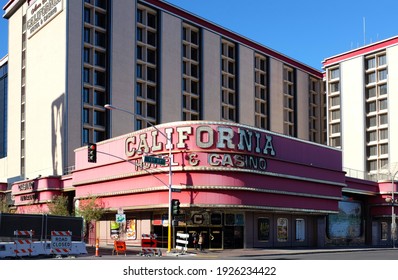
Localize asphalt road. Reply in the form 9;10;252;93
6;247;398;260
234;249;398;260
75;247;398;260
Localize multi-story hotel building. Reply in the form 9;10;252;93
323;36;398;180
0;0;396;250
1;0;324;183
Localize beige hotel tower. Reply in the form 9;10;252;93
1;0;324;185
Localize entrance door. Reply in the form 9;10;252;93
224;226;244;249
186;227;223;250
209;228;223;249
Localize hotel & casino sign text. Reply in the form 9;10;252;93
125;124;276;172
26;0;63;38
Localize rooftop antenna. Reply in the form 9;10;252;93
363;17;366;45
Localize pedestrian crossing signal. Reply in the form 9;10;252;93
88;143;97;163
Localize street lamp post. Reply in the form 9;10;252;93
104;104;173;252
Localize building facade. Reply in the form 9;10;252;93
323;36;398;180
1;0;324;183
1;0;398;249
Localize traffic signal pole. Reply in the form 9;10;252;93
104;104;174;253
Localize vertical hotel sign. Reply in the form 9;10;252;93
26;0;63;38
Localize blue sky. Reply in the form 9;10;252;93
1;0;397;70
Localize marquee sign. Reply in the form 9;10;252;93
124;123;276;173
17;181;35;192
26;0;63;38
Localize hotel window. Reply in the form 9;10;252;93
367;116;376;127
94;90;105;106
330;68;340;79
94;110;106;126
83;68;90;83
283;65;296;137
378;69;387;81
95;11;106;28
364;51;388;175
95;31;106;48
84;7;91;24
330;95;340;107
379;114;388;125
367;130;377;142
83;109;89;123
83;88;90;103
367;145;377;157
329;81;339;93
83;129;89;144
136;4;158;128
84;48;91;63
379;84;387;96
379;129;388;140
366;87;376;99
380;143;388;155
94;70;106;87
94;51;106;67
379;99;388;111
221;39;237;122
366;101;376;114
327;66;341;148
366;57;376;70
254;54;268;129
94;131;106;143
367;160;377;172
84;28;91;43
331;123;340;134
378;54;386;66
81;0;109;144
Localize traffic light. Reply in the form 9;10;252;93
88;143;97;163
171;199;180;216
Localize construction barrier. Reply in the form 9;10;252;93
0;229;87;259
13;230;34;257
139;233;161;257
112;240;127;256
176;232;189;254
50;231;72;256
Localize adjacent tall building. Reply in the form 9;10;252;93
323;36;398;179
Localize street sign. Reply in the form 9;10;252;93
51;231;72;251
116;214;126;223
143;155;166;165
173;214;185;221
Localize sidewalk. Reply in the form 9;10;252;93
85;244;390;259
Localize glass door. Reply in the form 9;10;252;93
209;228;223;249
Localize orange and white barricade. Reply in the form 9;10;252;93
140;233;161;257
13;230;35;257
176;232;189;254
